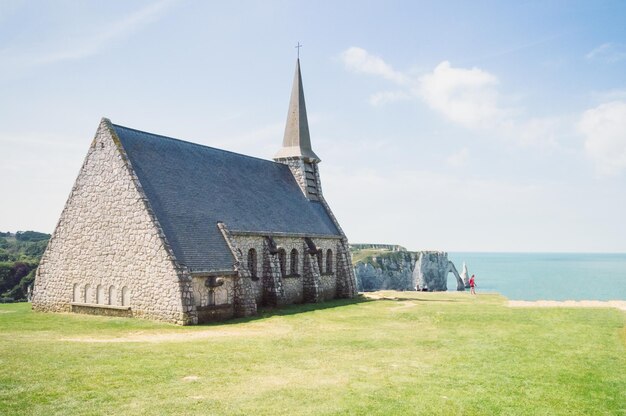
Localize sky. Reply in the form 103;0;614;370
1;0;626;252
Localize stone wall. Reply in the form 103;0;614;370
273;157;357;300
191;276;233;307
274;157;312;198
282;276;304;304
33;119;196;325
231;234;342;305
319;274;337;301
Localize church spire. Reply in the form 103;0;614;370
274;58;321;163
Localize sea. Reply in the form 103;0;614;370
447;252;626;301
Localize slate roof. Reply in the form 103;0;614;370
112;124;341;273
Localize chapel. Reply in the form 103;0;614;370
32;59;358;325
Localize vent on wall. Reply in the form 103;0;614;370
304;163;319;200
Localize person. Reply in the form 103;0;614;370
469;274;476;295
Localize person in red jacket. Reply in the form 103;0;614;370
469;274;476;295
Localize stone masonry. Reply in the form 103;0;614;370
33;119;197;325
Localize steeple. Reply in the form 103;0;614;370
274;59;320;163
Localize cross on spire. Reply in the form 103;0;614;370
295;42;302;59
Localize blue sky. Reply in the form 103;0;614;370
1;0;625;252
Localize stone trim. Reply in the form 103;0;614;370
70;304;133;318
190;271;237;277
70;302;130;311
229;230;341;239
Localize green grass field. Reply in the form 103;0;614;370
1;292;624;415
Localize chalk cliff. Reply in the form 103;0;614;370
352;247;464;292
354;251;418;291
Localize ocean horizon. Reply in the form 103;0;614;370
448;252;626;301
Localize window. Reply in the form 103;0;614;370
317;251;323;273
122;286;130;306
247;248;257;278
278;248;286;277
108;286;117;305
290;249;299;275
73;284;80;302
326;249;333;273
96;284;104;304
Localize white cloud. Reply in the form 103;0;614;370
339;47;564;148
323;166;552;251
368;90;410;106
340;47;510;128
446;147;469;167
585;43;626;63
340;47;408;84
417;61;509;129
0;0;176;74
578;101;626;175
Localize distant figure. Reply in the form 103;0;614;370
469;274;476;295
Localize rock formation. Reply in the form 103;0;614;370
352;247;465;292
354;251;417;291
413;251;465;291
460;262;470;288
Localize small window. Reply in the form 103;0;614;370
247;248;257;278
278;248;286;277
108;286;117;305
326;249;333;273
73;284;80;302
290;249;299;275
122;286;130;307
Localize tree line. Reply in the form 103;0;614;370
0;231;50;302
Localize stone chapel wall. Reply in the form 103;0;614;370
231;235;340;306
33;120;195;325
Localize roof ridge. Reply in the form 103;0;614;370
111;123;283;167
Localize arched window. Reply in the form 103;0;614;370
122;286;130;307
326;249;333;273
247;248;257;278
108;286;117;305
278;248;286;277
96;285;104;304
73;284;80;302
84;284;92;304
290;249;299;275
317;251;323;272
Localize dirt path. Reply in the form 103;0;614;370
61;322;292;343
508;300;626;311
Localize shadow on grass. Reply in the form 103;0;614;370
197;295;373;327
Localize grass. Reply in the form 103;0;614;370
1;292;625;415
350;248;386;264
